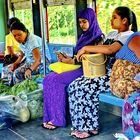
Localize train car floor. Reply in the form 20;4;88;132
0;111;122;140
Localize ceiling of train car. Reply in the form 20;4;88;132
10;0;31;9
44;0;75;6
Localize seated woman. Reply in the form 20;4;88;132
110;32;140;98
1;21;43;85
4;17;21;66
112;32;140;140
42;8;103;130
67;6;137;139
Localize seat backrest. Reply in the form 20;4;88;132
0;42;5;54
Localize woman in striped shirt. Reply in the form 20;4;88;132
112;32;140;140
110;32;140;99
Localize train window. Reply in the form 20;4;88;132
10;0;33;33
47;5;76;45
96;1;140;34
14;9;33;33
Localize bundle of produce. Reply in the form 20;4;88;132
10;79;43;119
11;79;39;95
0;79;11;95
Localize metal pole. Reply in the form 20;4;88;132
39;0;46;76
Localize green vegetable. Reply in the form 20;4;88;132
0;81;11;95
32;74;44;80
11;79;39;96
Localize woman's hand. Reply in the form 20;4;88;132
25;69;32;80
57;53;65;62
9;63;17;72
8;52;24;72
76;47;87;62
57;53;74;64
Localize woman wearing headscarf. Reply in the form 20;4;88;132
42;8;103;129
68;6;137;139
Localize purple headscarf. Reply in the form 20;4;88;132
74;8;103;54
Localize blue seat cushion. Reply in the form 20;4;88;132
99;92;124;107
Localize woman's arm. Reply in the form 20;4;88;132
24;48;41;79
9;51;24;71
76;41;122;61
128;35;140;60
30;48;41;71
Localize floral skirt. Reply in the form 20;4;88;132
122;91;140;139
110;59;140;98
1;62;40;85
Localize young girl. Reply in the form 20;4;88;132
42;8;103;130
68;6;137;139
4;17;21;66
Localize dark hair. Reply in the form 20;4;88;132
10;21;28;33
115;6;137;32
7;17;20;28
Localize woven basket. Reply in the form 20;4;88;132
82;53;106;78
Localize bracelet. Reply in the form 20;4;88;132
73;57;82;65
73;57;79;65
27;68;33;72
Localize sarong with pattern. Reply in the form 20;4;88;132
68;69;111;131
122;91;140;139
110;59;140;98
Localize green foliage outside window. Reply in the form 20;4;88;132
96;0;140;35
15;9;33;33
47;5;76;44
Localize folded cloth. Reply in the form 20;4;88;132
49;62;81;74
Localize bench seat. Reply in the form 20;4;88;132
99;92;124;107
32;76;125;109
36;77;125;108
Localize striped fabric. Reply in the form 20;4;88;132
115;32;140;65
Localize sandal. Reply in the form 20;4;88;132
70;130;99;139
70;130;80;136
41;122;57;130
89;130;99;136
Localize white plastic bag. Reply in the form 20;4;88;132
0;95;30;130
113;133;129;140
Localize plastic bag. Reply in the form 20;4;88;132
113;133;129;140
10;80;43;120
49;62;81;74
0;95;30;130
18;86;43;120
